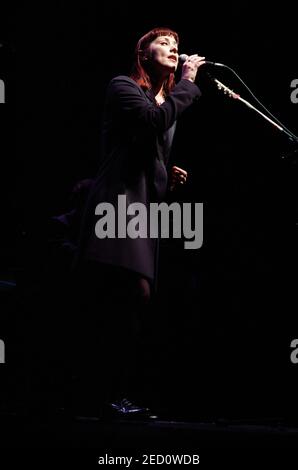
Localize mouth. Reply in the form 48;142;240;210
168;55;177;62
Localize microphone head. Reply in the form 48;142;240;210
179;54;189;64
179;54;223;67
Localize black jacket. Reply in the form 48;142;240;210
78;75;201;285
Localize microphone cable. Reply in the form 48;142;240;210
211;62;298;142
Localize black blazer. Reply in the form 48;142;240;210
78;75;201;285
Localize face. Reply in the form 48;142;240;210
146;35;179;75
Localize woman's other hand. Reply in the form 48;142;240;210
169;165;188;191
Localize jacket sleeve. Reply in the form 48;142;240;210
106;75;201;133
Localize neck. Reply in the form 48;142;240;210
150;69;170;98
151;77;165;98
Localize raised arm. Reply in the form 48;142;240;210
106;76;201;133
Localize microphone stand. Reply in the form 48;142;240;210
213;77;298;155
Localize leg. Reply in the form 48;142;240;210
72;261;152;413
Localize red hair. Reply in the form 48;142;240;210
130;27;179;96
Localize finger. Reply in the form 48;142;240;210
172;166;188;176
187;55;205;62
173;176;187;185
187;54;199;61
173;167;187;175
173;173;186;180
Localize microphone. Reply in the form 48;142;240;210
179;54;225;67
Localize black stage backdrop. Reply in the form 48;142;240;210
1;1;298;438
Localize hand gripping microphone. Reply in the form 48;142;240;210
179;54;225;67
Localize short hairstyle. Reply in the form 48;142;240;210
130;27;179;96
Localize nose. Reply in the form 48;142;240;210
170;45;178;54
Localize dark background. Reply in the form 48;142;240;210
1;2;297;421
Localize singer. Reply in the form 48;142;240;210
74;27;206;419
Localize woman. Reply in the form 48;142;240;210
75;27;205;418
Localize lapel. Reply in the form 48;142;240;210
144;88;156;105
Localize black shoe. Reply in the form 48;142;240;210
104;398;158;420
